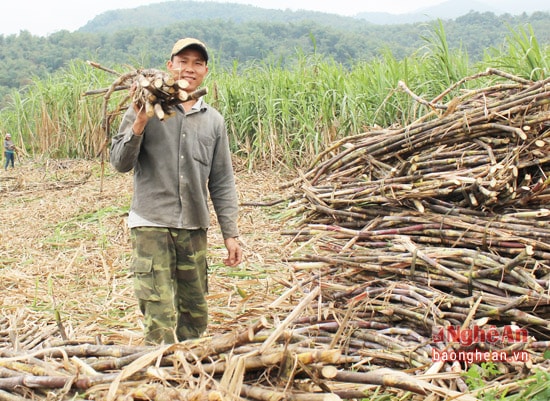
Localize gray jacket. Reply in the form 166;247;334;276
110;101;239;239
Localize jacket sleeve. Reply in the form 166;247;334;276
110;108;144;173
208;122;240;239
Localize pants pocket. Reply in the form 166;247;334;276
131;256;161;302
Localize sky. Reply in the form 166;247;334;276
0;0;547;37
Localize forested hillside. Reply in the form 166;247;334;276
0;0;549;106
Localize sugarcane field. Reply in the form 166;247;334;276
2;33;550;400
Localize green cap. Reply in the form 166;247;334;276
171;38;208;62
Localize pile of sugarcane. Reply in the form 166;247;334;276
283;68;550;263
1;293;486;401
0;279;545;400
278;68;550;394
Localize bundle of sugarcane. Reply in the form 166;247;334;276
131;68;192;120
83;61;208;148
85;61;207;120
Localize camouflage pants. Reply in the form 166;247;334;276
130;227;208;345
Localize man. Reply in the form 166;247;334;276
110;38;242;345
4;133;16;170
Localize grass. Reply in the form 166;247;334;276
43;205;128;249
463;363;550;400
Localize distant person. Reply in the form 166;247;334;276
110;37;242;345
4;133;16;170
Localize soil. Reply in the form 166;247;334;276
0;158;295;346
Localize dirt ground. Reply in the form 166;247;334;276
0;158;296;347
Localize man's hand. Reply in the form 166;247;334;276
130;83;149;135
223;237;242;267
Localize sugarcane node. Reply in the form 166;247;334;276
177;90;189;102
176;79;189;89
190;87;208;99
163;75;175;86
145;102;155;118
153;77;164;89
320;365;338;379
153;103;165;120
138;76;151;87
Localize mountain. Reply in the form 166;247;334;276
79;0;550;34
72;0;550;65
78;1;369;34
483;0;550;15
355;0;549;25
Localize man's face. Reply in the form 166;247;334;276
167;48;208;93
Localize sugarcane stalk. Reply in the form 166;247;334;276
322;367;427;395
0;388;28;401
259;287;320;354
241;384;342;401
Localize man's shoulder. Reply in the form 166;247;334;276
202;101;222;116
200;102;225;126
